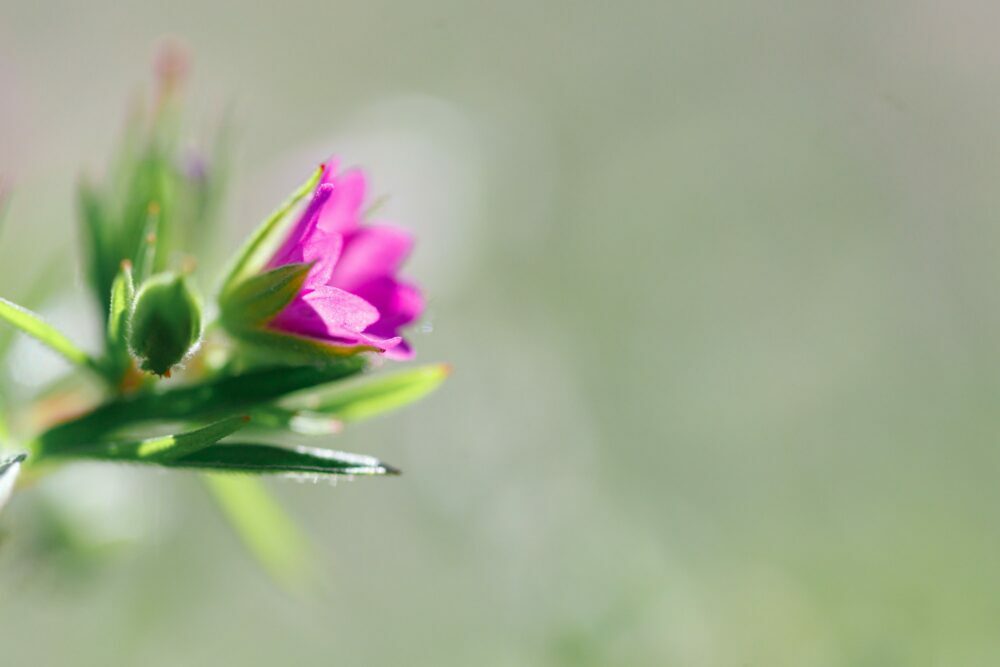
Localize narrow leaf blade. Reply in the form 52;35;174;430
56;415;249;464
167;442;398;476
309;363;450;422
0;297;99;372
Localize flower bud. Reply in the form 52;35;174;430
128;273;202;376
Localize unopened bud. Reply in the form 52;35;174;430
128;273;202;376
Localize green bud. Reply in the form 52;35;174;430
128;273;202;376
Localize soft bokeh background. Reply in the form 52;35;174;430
3;1;1000;664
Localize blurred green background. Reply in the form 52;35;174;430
3;1;1000;664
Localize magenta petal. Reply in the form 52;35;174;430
298;229;342;286
262;157;424;359
316;168;367;235
267;183;335;269
270;285;379;340
354;277;424;337
302;286;380;331
329;225;414;293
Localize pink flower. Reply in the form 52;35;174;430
265;158;423;359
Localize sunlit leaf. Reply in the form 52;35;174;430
305;363;450;422
54;416;248;464
249;406;341;435
0;297;101;375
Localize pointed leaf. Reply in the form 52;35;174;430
137;415;248;461
58;415;249;464
0;297;101;374
166;442;399;476
307;364;450;422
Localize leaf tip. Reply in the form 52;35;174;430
380;462;402;476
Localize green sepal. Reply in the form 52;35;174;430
230;326;382;367
107;262;135;345
102;261;136;382
220;262;311;330
219;165;322;297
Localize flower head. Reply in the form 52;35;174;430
263;158;423;359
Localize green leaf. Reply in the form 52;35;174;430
230;326;383;366
0;297;101;375
219;165;322;297
202;475;311;587
59;416;248;463
254;365;448;433
166;442;399;476
220;262;312;329
36;360;365;454
306;363;450;422
248;406;341;435
49;419;397;475
0;453;25;515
